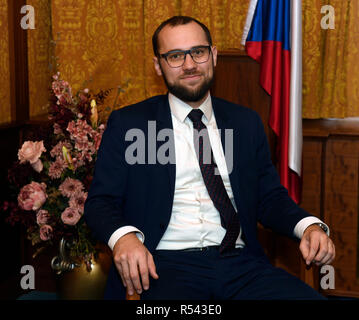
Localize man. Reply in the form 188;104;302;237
84;16;335;300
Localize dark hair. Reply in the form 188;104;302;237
152;16;212;56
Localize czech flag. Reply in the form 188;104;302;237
241;0;303;204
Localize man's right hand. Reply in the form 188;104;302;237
113;232;159;295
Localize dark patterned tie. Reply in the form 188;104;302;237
188;109;240;254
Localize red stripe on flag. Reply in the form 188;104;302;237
289;167;302;204
246;40;301;203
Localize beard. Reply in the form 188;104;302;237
160;65;215;103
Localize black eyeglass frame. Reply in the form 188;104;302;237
159;45;212;68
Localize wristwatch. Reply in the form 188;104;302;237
315;223;329;235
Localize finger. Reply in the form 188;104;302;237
148;253;159;280
120;258;135;296
116;264;127;287
306;235;320;265
114;255;128;288
320;241;336;265
317;253;332;266
128;258;142;294
299;237;310;261
137;254;150;291
313;237;329;264
316;254;332;266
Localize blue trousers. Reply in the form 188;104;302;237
140;246;325;300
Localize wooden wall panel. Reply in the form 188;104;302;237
301;139;323;217
302;121;359;298
326;194;358;229
212;50;276;159
322;138;359;297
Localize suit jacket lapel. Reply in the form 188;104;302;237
155;94;176;202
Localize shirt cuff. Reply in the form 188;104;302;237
107;226;145;250
293;216;330;239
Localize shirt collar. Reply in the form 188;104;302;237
168;92;213;124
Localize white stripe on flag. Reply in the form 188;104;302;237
241;0;259;46
289;0;303;176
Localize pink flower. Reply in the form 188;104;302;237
74;139;91;152
48;157;66;179
52;72;60;80
31;159;43;173
75;141;96;162
61;207;81;226
52;79;73;104
18;182;47;211
39;224;53;241
36;209;49;225
67;119;93;142
69;191;88;214
59;178;84;198
93;131;103;151
18;141;46;165
50;140;72;158
72;157;85;170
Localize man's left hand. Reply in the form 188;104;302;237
299;224;335;266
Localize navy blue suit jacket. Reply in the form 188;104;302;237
84;94;311;299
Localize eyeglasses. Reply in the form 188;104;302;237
160;45;212;68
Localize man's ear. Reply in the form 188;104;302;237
153;56;163;76
211;46;218;68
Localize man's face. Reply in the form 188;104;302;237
153;22;217;104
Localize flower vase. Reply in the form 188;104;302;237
51;238;112;300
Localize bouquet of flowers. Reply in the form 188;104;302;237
2;73;121;270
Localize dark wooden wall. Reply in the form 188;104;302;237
212;50;276;159
302;120;359;298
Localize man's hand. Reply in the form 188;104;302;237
113;232;159;295
299;224;335;266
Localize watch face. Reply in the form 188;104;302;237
318;223;327;232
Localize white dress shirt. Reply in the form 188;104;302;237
108;93;328;250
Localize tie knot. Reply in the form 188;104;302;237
187;109;204;123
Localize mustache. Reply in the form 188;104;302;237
180;71;202;78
